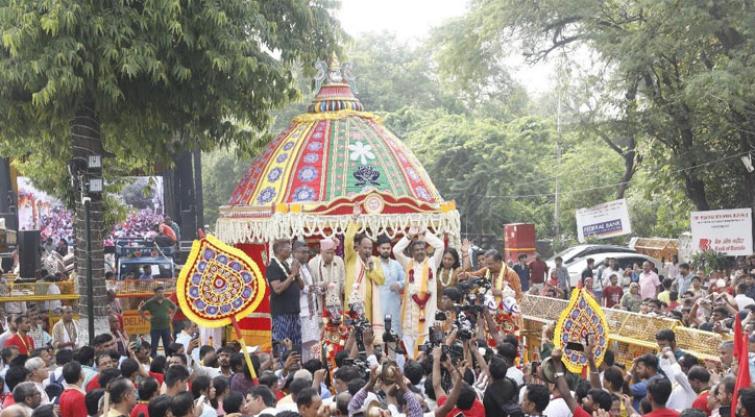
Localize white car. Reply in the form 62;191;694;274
546;244;636;270
566;252;660;287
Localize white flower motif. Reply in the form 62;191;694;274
347;141;376;165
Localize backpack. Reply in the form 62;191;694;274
47;371;65;403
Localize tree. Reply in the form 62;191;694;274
436;0;755;219
404;112;558;237
0;0;340;329
202;147;252;228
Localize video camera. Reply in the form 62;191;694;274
457;277;492;296
345;303;371;352
382;314;406;355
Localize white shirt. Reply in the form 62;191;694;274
664;263;680;280
660;358;696;411
298;265;318;319
544;397;572;417
735;294;755;311
175;331;194;366
34;381;50;405
254;408;279;417
601;267;623;287
506;367;524;387
45;284;62;312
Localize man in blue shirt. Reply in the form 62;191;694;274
673;263;695;295
376;235;404;337
138;265;152;280
513;254;530;292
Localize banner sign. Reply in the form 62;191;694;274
576;198;632;243
122;310;150;336
690;208;752;256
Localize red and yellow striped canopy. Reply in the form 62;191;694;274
217;58;459;244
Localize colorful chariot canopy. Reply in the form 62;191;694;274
216;55;460;244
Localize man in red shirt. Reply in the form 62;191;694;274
432;347;484;417
603;274;624;308
85;353;117;392
689;366;712;416
4;316;34;356
60;361;88;417
642;377;680;417
528;254;548;292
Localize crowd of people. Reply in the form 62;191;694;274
108;212;180;244
37;209;74;246
2;214;755;417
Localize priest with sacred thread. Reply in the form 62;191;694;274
343;211;386;342
393;226;444;358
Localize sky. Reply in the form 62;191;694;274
336;0;557;95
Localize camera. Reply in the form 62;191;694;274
342;357;369;374
457;277;491;295
383;314;397;343
345;305;371;352
455;310;475;341
420;324;445;354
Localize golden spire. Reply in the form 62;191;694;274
327;51;341;71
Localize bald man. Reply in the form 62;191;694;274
52;306;79;350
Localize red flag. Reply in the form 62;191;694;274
732;313;751;417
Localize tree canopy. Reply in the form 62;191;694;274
0;0;341;182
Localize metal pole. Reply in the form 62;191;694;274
84;198;94;345
554;53;566;244
555;87;562;242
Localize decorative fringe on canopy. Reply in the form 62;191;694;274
215;210;461;247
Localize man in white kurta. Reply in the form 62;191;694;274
294;240;321;362
308;238;345;311
392;229;444;358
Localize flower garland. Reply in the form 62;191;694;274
408;268;433;283
408;261;433;321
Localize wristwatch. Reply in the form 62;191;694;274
555;372;565;378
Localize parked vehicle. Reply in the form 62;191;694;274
566;252;660;287
547;244;637;269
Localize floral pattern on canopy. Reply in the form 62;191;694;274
216;55;460;245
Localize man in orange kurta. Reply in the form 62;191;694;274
461;249;522;302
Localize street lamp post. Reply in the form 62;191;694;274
70;154;102;345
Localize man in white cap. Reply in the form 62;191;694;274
308;237;345;311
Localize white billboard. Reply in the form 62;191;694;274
575;198;632;243
690;208;752;256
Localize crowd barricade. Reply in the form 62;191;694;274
0;274;79;304
519;294;728;366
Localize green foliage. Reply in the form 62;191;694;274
436;0;755;215
202;146;252;228
404;112;558;235
0;0;342;194
691;250;731;275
